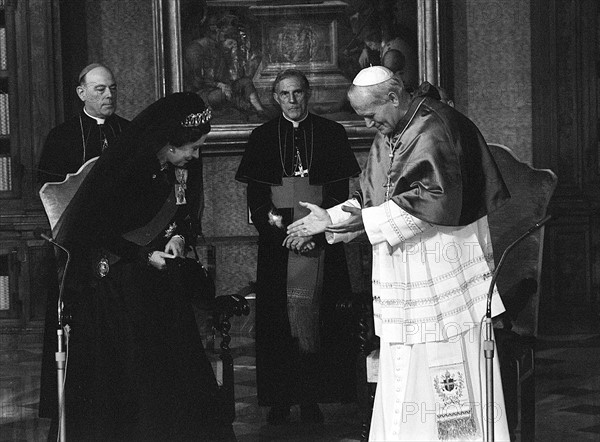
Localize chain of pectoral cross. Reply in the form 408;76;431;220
382;97;427;200
293;146;308;177
99;124;109;152
384;134;402;200
278;118;313;178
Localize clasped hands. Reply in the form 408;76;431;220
148;235;186;270
282;202;363;252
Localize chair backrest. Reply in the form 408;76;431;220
38;156;98;236
487;144;557;337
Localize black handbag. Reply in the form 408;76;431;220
167;250;216;310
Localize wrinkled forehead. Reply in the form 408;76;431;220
275;77;305;93
83;67;116;86
348;88;378;115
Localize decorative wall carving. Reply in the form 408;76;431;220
249;1;351;108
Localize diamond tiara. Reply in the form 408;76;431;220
181;108;212;127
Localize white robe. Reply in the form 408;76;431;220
327;199;510;441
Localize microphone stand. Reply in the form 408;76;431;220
39;231;70;442
483;215;551;442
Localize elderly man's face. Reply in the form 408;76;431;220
350;88;402;136
273;77;310;122
77;67;118;118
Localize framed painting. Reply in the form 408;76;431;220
153;0;448;150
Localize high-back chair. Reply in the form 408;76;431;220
39;157;250;425
486;143;557;441
39;157;98;235
352;144;557;441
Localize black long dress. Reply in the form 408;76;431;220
236;114;362;407
39;95;232;441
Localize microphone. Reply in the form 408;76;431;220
34;227;71;328
35;226;71;442
482;214;551;442
34;228;72;259
486;215;552;317
34;227;56;244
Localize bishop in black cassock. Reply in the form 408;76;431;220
236;111;361;420
37;108;129;185
38;64;130;431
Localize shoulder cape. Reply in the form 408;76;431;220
361;87;509;226
236;113;361;186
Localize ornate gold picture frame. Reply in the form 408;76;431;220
153;0;445;151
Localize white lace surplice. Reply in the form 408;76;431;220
327;198;505;345
326;199;510;441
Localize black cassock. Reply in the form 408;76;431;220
236;113;361;407
37;109;129;185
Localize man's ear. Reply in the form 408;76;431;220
388;91;400;106
273;92;281;107
76;85;86;102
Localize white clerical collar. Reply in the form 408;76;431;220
282;112;308;128
83;108;106;125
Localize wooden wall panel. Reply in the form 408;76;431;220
202;155;256;239
86;0;157;121
452;0;533;163
532;0;600;333
554;0;580;191
544;221;591;308
26;245;53;323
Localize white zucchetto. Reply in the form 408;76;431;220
352;66;394;86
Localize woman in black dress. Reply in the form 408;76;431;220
40;92;233;441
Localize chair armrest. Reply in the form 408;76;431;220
335;292;379;355
212;294;251;353
214;294;251;318
335;291;373;314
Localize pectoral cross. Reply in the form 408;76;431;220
384;178;394;200
384;136;402;200
99;124;108;151
293;148;308;177
294;166;308;177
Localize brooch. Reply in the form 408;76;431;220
95;257;110;278
164;222;177;238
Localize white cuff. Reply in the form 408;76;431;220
362;200;432;246
325;199;363;244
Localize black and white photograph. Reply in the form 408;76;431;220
0;0;598;441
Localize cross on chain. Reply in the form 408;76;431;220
293;147;308;177
99;124;109;152
384;134;402;200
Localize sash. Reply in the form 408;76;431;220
427;339;479;440
122;188;178;246
272;177;324;353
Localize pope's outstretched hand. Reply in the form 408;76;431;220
326;204;364;233
287;202;331;237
